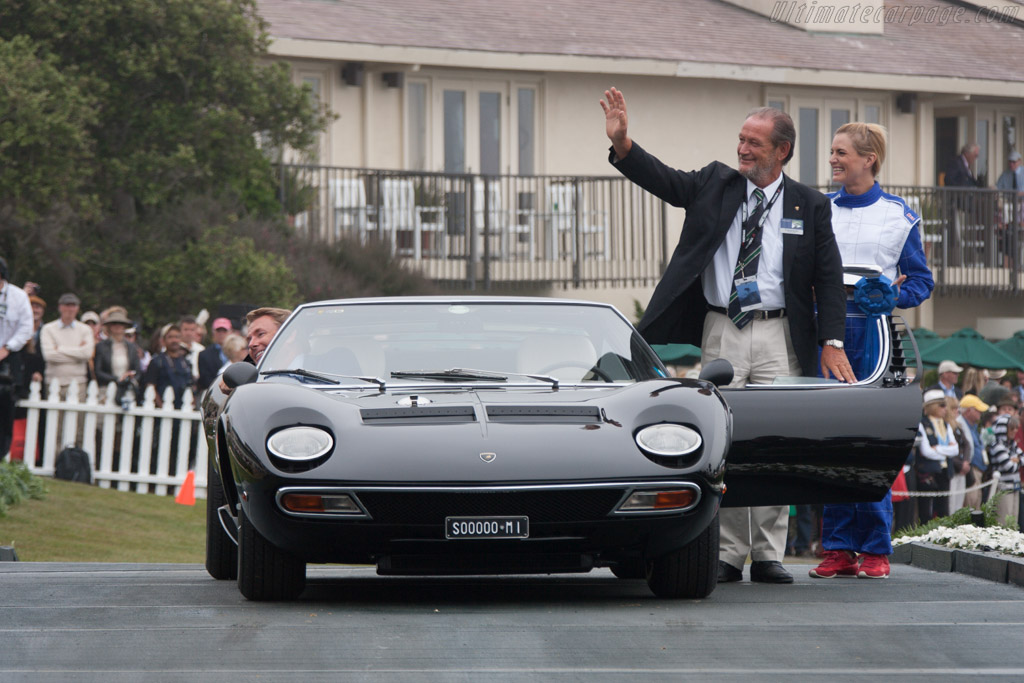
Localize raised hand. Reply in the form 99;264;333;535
600;87;632;160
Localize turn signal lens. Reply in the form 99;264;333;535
619;489;699;512
280;493;325;513
279;493;361;514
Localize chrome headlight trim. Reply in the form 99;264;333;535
267;426;334;462
634;423;702;457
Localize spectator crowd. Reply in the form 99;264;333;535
788;358;1024;561
0;273;269;471
16;284;250;412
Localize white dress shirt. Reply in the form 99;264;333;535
703;174;786;311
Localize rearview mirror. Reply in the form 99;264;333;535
223;362;259;389
698;358;734;387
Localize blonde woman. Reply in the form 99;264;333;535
961;367;987;396
810;122;934;580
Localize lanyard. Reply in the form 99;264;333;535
740;181;783;233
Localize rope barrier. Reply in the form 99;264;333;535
898;478;1002;498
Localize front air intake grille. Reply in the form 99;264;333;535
355;488;626;525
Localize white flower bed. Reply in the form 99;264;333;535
894;525;1024;557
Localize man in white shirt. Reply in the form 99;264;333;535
0;257;34;457
40;293;94;403
603;89;852;585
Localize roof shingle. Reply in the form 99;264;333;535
256;0;1024;83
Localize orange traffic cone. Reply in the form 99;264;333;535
175;470;196;506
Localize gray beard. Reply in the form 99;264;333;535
739;161;777;186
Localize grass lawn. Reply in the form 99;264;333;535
0;476;206;563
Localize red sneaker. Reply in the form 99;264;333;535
808;550;859;578
857;553;890;579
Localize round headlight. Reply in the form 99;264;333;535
267;426;334;461
635;423;702;457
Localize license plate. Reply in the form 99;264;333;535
445;516;529;539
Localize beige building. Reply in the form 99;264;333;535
257;0;1024;337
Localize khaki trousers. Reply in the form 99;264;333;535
703;310;801;568
995;489;1020;528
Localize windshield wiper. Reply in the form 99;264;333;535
391;368;509;382
390;368;559;387
262;368;385;388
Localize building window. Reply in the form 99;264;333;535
518;88;536;175
1004;115;1019;162
864;105;881;124
443;90;466;174
407;82;428;171
799;108;819;186
830;108;850;135
406;78;539;175
479;91;501;175
977;118;990;185
301;75;324;163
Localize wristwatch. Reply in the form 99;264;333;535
823;339;844;350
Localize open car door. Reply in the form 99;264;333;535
720;315;921;507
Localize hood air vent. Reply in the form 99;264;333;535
486;405;601;423
361;406;477;424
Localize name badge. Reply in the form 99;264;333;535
780;218;804;235
734;276;762;312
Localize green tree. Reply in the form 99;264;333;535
0;35;96;225
0;0;329;304
0;0;327;217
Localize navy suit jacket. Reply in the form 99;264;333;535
611;142;847;378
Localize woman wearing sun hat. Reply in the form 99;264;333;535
93;309;142;406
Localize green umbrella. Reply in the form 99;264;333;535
651;343;702;365
995;330;1024;363
919;327;1024;371
904;327;942;363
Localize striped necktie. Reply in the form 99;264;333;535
727;188;766;329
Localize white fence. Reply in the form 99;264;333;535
17;379;208;500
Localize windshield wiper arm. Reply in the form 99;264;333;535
390;368;508;382
262;368;386;388
390;368;559;387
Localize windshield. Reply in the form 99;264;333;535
259;301;665;384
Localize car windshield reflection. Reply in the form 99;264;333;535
259;301;665;385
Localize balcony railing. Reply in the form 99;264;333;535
882;185;1022;296
277;165;1022;294
277;164;669;288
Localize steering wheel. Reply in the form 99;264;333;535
536;361;613;382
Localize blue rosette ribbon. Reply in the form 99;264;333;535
852;274;897;379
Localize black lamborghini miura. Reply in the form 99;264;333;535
202;297;920;600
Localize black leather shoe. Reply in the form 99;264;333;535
718;561;742;583
750;560;794;584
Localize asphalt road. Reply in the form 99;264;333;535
2;562;1023;681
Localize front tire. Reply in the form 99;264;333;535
237;506;306;601
646;513;719;599
205;458;237;580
